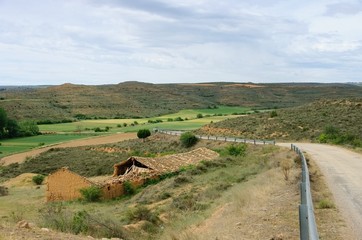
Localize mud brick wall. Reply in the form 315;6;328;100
46;168;93;202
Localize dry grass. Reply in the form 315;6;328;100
183;167;301;240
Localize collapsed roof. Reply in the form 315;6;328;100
113;147;219;178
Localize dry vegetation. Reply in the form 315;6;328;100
0;134;352;239
1;82;361;122
197;98;362;143
0;136;290;239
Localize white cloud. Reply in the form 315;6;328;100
0;0;361;85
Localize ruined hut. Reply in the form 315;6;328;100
47;148;219;202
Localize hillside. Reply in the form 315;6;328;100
197;98;362;142
0;82;361;121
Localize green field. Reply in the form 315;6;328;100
38;106;250;133
0;134;99;158
0;106;249;158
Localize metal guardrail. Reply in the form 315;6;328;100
155;128;275;145
291;144;319;240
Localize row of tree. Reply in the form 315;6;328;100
0;108;40;139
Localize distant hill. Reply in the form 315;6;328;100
196;98;362;142
0;82;361;121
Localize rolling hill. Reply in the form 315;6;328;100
196;98;362;143
0;81;361;121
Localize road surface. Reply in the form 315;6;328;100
279;143;362;239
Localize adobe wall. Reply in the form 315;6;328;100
102;182;124;200
46;168;93;202
101;178;147;200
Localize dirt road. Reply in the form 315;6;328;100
279;143;362;239
0;132;137;166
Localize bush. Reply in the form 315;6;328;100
180;132;198;148
318;199;334;209
0;186;8;196
137;129;151;141
227;144;247;156
39;204;124;238
174;117;184;121
32;174;45;185
80;186;102;202
126;205;159;224
196;113;203;118
270;110;278;118
123;181;135;195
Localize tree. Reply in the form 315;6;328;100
180;132;198;148
6;119;21;138
0;108;7;138
137;129;151;141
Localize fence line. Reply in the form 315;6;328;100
291;144;319;240
155;128;275;145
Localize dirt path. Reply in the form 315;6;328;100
279;143;362;239
0;132;137;166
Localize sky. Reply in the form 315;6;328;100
1;0;362;85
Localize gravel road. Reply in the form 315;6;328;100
279;143;362;239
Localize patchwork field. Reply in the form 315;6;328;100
37;106;250;133
0;106;248;158
0;134;98;158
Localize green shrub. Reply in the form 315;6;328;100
227;144;247;156
126;205;159;224
174;117;184;121
123;181;135;195
80;186;102;202
196;113;203;118
39;204;124;238
318;199;334;209
0;186;8;196
180;132;198;148
32;174;45;185
270;110;278;118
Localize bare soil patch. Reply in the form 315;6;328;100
0;132;137;166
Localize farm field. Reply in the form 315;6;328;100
38;106;250;133
0;106;248;158
0;134;99;158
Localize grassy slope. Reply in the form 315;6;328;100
0;134;295;239
0;135;349;239
1;82;361;121
197;98;362;141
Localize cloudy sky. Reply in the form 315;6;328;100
1;0;362;85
